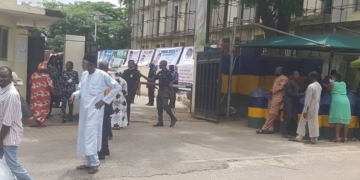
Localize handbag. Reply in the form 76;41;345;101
20;95;32;119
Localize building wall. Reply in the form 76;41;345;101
131;0;253;50
0;12;29;98
63;35;86;114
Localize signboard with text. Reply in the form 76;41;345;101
124;49;141;66
178;47;194;83
152;47;183;71
137;49;155;66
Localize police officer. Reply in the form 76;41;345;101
141;60;177;127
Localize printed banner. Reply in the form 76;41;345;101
178;64;194;84
98;50;127;69
137;49;155;66
97;50;113;64
111;50;127;69
152;47;183;71
178;47;194;65
124;49;140;66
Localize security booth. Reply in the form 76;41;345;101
237;33;360;138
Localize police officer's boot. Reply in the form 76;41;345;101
153;109;164;127
167;110;177;127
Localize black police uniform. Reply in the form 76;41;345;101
147;68;156;105
122;68;140;124
154;69;177;126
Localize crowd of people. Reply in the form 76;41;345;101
257;67;352;144
0;53;180;178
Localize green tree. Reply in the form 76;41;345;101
23;0;132;51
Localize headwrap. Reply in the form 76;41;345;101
38;62;47;72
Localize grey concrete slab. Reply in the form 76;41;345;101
16;97;360;180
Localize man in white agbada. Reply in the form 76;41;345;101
290;71;322;144
70;54;121;174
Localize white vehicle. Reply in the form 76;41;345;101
0;160;14;180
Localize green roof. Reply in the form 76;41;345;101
238;34;360;53
350;58;360;68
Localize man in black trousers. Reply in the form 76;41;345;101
98;61;114;160
122;60;140;125
146;63;156;106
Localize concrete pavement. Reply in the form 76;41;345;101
17;97;360;180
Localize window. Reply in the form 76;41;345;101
173;42;179;47
180;42;185;46
141;14;145;37
156;10;160;36
156;44;160;48
161;44;165;47
174;6;179;33
0;26;8;60
356;0;360;12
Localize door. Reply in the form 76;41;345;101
26;37;45;103
194;51;222;122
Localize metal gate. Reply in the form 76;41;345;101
85;41;98;58
26;37;45;103
194;51;222;122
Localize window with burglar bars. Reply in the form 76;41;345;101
0;26;9;60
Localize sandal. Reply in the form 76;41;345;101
341;138;348;143
330;138;341;143
289;137;302;142
88;166;99;174
282;134;291;138
256;130;274;134
76;165;90;170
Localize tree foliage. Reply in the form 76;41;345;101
22;0;131;52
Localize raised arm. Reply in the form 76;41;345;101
286;81;303;98
103;75;121;104
140;73;155;82
273;76;288;94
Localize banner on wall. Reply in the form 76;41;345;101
111;50;127;69
98;49;127;69
97;50;113;66
152;47;183;71
137;49;155;66
178;64;194;84
177;47;194;83
124;49;140;66
178;47;194;65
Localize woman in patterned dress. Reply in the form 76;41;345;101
60;61;79;123
28;62;55;127
111;68;128;129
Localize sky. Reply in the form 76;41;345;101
18;0;119;6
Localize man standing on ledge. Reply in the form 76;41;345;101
257;66;288;134
141;60;178;127
0;66;33;180
70;54;121;174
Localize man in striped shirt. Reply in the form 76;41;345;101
0;66;33;180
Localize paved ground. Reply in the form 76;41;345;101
17;97;360;180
